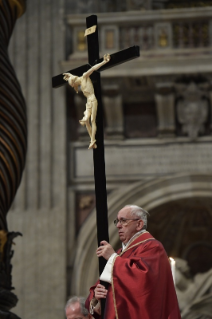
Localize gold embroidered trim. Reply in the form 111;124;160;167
120;237;155;256
119;231;148;255
111;255;119;319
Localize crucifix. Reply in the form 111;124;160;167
52;15;139;317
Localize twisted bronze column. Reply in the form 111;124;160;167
0;0;27;318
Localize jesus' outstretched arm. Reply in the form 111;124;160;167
83;54;110;78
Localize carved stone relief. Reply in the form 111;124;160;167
175;82;209;140
175;258;212;319
126;0;152;10
76;0;93;13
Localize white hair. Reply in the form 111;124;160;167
124;205;150;229
65;296;89;316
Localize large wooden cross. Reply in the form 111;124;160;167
52;14;139;316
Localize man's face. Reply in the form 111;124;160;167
66;302;91;319
117;207;143;244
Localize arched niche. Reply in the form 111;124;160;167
148;198;212;276
71;173;212;296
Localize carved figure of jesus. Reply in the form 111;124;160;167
63;54;110;149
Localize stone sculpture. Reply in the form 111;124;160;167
175;82;208;140
175;258;212;319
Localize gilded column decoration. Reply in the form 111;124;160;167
0;0;27;318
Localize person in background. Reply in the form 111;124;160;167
65;296;92;319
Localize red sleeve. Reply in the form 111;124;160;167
85;281;101;319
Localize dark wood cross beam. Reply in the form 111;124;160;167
52;15;139;317
52;46;140;88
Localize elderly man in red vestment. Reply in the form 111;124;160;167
85;205;181;319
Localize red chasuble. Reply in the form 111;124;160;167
86;232;181;319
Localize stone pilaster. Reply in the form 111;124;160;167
102;85;124;140
155;84;175;136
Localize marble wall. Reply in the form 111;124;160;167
7;1;67;318
70;138;212;183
